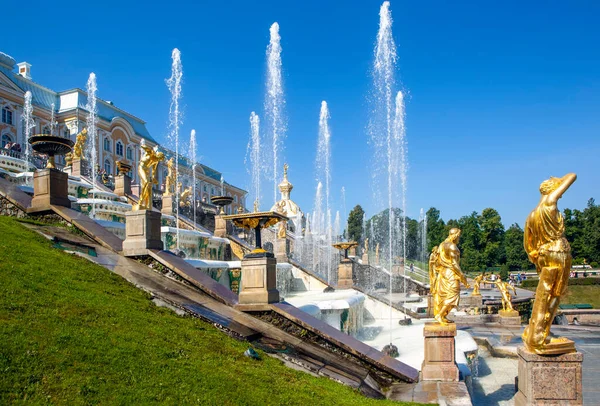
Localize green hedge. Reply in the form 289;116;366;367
522;277;600;288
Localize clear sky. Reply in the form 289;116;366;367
4;0;599;227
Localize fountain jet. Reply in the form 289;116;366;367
85;73;98;219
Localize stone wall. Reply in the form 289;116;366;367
0;195;26;218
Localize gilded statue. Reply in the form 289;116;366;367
179;185;192;208
428;245;439;293
72;129;87;159
471;272;488;296
522;173;577;355
134;141;164;211
364;237;369;253
432;228;470;325
278;220;286;239
375;243;380;263
164;157;176;197
489;278;517;313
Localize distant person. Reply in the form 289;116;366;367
583;271;588;277
410;263;414;273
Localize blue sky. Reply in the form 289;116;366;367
4;1;599;227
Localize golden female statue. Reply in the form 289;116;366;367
471;272;487;296
428;245;439;293
164;157;176;196
432;228;470;324
522;173;577;355
134;142;164;211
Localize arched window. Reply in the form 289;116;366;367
104;159;111;175
1;134;13;148
116;141;124;156
234;195;238;203
1;107;13;125
42;126;50;135
126;146;132;160
103;138;111;152
211;187;215;196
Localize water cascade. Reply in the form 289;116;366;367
190;129;197;225
166;48;183;250
265;22;286;206
85;73;98;219
22;91;34;170
247;112;261;210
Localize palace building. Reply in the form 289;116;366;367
0;51;246;214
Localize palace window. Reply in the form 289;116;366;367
1;134;12;148
103;138;111;152
116;141;124;156
64;129;70;138
126;146;133;160
104;159;111;175
234;195;238;203
42;126;50;135
211;187;215;196
1;107;13;125
203;185;207;192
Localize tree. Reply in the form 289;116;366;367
457;212;483;272
504;223;530;271
426;207;446;251
479;208;506;267
347;205;365;243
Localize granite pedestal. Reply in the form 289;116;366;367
337;259;354;289
499;309;521;326
275;237;288;263
214;214;227;238
421;322;459;381
122;210;163;257
237;254;279;305
70;158;85;178
29;168;71;213
362;253;369;265
459;295;483;308
515;346;583;405
114;174;132;197
161;195;174;216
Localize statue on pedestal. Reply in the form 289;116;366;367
134;141;164;211
432;228;470;325
364;237;369;253
522;173;577;355
428;245;439;293
471;272;488;296
487;276;517;312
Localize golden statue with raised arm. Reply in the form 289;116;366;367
432;228;470;325
471;272;488;296
134;141;164;211
522;173;577;355
496;279;517;313
164;157;176;196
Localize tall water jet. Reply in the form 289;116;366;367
22;91;34;167
369;1;403;351
50;103;57;136
220;175;225;196
341;186;347;237
312;182;323;277
190;129;197;225
334;211;341;243
394;91;408;304
166;48;183;249
85;73;98;219
265;22;286;206
317;101;333;282
246;112;261;211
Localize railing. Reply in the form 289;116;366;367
0;148;49;170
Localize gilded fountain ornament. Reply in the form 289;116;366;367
522;173;577;355
134;141;164;211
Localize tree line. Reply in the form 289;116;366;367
346;198;600;273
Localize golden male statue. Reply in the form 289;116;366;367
522;173;577;355
72;129;88;159
432;228;470;324
164;157;176;197
471;272;487;296
134;142;164;211
488;277;517;312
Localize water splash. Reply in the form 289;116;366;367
394;91;408;302
50;103;57;136
190;129;197;225
334;211;341;243
85;73;98;219
166;48;183;249
246;112;261;211
265;22;286;206
22;91;34;168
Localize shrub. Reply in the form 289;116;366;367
522;277;600;288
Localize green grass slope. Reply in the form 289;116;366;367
0;216;420;405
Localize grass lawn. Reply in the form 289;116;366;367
523;285;600;309
0;216;421;405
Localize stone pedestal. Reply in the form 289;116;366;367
71;158;84;178
337;259;354;289
499;309;521;326
161;195;174;216
362;253;369;265
459;295;483;308
515;346;583;405
114;174;132;197
214;214;227;238
29;169;71;212
275;238;288;263
421;322;459;381
238;254;279;305
122;210;163;257
349;246;357;257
